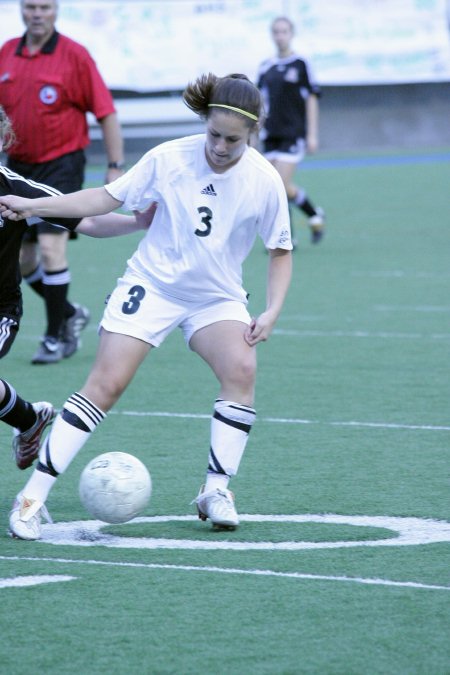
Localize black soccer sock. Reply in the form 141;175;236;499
43;268;71;338
24;264;45;299
0;379;36;431
26;265;75;320
296;196;318;217
293;188;318;217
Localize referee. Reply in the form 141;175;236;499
0;0;125;363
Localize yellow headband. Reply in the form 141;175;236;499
208;103;258;122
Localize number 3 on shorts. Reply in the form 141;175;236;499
121;285;146;315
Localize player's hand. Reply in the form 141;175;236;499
0;195;34;220
244;312;276;346
133;202;158;230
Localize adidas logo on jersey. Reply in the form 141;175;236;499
200;183;217;196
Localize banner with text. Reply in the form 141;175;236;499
1;0;449;90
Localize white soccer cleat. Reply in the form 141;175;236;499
193;485;239;530
9;494;52;541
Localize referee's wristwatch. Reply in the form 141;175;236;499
108;161;125;169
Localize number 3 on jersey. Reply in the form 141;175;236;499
122;285;146;315
195;206;212;237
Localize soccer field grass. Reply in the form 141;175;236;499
0;148;449;674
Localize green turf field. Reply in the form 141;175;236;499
1;148;449;674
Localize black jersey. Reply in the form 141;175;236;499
0;164;79;313
257;54;321;140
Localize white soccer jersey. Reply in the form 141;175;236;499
105;134;291;303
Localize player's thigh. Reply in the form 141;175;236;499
81;329;151;410
190;320;257;384
272;158;298;185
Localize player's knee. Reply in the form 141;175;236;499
39;235;68;269
83;375;126;412
19;243;39;274
232;354;257;388
40;248;67;269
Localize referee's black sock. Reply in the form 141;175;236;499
43;269;70;339
25;265;74;321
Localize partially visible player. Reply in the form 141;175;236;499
257;16;325;245
0;104;154;472
0;72;292;540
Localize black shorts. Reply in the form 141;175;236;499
263;137;292;153
0;311;20;359
261;136;306;165
8;150;86;241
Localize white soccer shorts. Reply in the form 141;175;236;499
100;270;251;348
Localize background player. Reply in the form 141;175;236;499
257;16;325;245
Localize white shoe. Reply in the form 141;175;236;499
193;485;239;530
9;494;52;540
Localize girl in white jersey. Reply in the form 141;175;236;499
0;73;293;539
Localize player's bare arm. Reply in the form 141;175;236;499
78;203;158;238
0;187;121;221
245;248;292;346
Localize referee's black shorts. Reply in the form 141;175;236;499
7;150;86;240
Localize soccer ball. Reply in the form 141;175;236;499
79;451;152;524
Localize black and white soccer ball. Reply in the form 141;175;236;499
79;451;152;524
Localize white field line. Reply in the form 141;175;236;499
18;325;450;343
31;513;450;551
273;329;450;340
350;271;450;279
373;305;450;313
0;574;76;588
111;410;450;432
0;555;448;592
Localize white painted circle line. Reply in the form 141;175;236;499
35;513;450;551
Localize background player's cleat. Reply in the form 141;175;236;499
62;303;91;358
12;401;55;470
31;336;64;364
309;207;326;244
9;494;52;540
193;485;239;530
